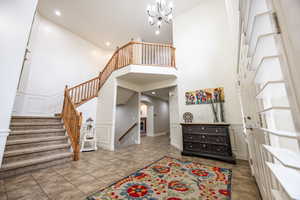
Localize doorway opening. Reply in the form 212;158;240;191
140;86;176;142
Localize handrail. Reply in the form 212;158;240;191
61;41;176;160
61;86;82;161
68;77;100;107
67;41;176;109
118;122;138;142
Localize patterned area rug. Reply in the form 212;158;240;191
86;156;232;200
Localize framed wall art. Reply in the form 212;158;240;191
185;87;225;105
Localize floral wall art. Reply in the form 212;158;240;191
185;87;225;105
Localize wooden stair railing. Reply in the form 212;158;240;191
68;77;101;107
118;122;138;143
61;86;82;161
61;41;176;160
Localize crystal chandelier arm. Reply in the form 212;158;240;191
147;11;157;18
149;21;155;26
164;8;172;17
163;19;171;24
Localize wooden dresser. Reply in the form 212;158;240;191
181;123;236;164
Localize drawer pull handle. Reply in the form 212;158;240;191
201;127;205;130
202;144;207;148
216;130;219;132
202;135;206;139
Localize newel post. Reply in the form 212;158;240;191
61;85;68;118
74;112;82;161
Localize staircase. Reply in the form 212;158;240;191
61;41;176;161
0;41;176;178
0;116;72;178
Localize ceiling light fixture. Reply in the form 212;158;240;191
54;10;61;16
147;0;173;35
152;91;156;95
105;42;111;47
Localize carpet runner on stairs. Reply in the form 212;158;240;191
0;116;73;179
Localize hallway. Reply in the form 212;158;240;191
0;136;260;200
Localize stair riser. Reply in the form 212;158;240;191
8;132;66;140
11;118;62;123
2;116;72;179
5;140;69;151
10;124;64;131
0;157;73;179
3;148;70;164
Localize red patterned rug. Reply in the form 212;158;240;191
86;156;232;200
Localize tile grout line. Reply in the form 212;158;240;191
31;174;51;200
54;163;96;198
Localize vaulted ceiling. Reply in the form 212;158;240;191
38;0;202;50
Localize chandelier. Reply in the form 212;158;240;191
147;0;174;35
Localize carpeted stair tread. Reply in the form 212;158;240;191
10;122;63;126
6;136;68;145
10;128;65;135
0;152;72;171
2;115;72;178
4;143;70;157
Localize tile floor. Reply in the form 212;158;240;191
0;136;261;200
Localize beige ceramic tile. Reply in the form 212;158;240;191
0;135;261;200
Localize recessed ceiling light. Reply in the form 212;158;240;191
152;91;156;95
155;30;160;35
105;42;111;47
54;10;61;16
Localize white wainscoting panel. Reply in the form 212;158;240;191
170;123;182;151
13;91;64;116
95;122;114;151
230;123;249;160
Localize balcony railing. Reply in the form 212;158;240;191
61;41;176;160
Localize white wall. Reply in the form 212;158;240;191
173;0;247;159
140;95;170;135
0;0;38;166
14;14;112;118
95;76;117;151
115;92;139;148
174;0;242;124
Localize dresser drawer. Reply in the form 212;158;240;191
183;134;208;142
183;142;200;151
183;142;210;152
182;126;227;135
207;135;228;145
210;144;230;156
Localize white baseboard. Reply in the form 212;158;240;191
150;131;168;137
0;129;10;136
0;129;10;168
171;141;182;151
